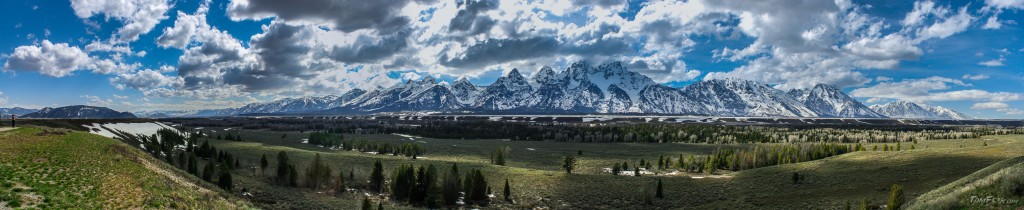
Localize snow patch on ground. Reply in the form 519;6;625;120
84;122;178;138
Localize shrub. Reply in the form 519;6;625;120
888;184;905;210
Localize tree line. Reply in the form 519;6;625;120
382;121;1024;144
110;128;236;192
267;153;505;208
304;132;425;158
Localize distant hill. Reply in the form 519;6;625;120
21;105;137;119
0;107;38;116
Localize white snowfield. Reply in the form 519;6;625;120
83;122;180;138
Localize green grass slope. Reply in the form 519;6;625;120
0;127;251;209
908;156;1024;209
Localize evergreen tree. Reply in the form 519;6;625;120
350;168;356;182
390;164;415;201
658;156;665;170
612;163;622;175
361;197;373;210
562;155;577;174
462;172;473;202
503;179;511;202
888;184;905;210
306;153;333;190
276;151;290;184
187;153;198;174
442;164;461;206
260;154;268;176
288;164;299;187
469;169;488;204
655;178;664;199
423;164;440;208
377;202;383;210
634;167;640;177
218;163;233;191
337;171;347;193
177;151;187;169
491;147;508;166
370;159;385;192
202;163;215;182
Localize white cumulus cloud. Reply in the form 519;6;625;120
70;0;171;42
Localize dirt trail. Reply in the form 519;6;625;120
0;127;16;132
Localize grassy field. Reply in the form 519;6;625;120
186;126;1024;209
908;156;1024;209
0;127;250;209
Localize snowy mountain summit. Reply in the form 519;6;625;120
146;61;972;119
788;84;885;118
869;100;973;120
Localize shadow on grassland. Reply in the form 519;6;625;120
544;149;1009;209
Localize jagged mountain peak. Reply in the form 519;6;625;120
568;60;591;70
685;79;818;117
530;66;560;86
813;83;839;90
454;77;472;85
789;83;884;118
532;66;556;79
450;77;481;104
506;68;527;81
420;76;437;84
595;61;627;73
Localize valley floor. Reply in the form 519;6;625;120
5;124;1024;209
191;127;1024;209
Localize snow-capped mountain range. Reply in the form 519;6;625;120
869;100;973;120
138;61;972;120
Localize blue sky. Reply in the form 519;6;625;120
0;0;1022;118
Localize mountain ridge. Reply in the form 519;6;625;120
21;105;137;119
0;107;39;117
133;61;973;120
870;100;972;120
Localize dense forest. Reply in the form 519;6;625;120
385;122;1024;144
168;118;1024;144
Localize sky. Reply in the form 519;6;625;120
0;0;1022;118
